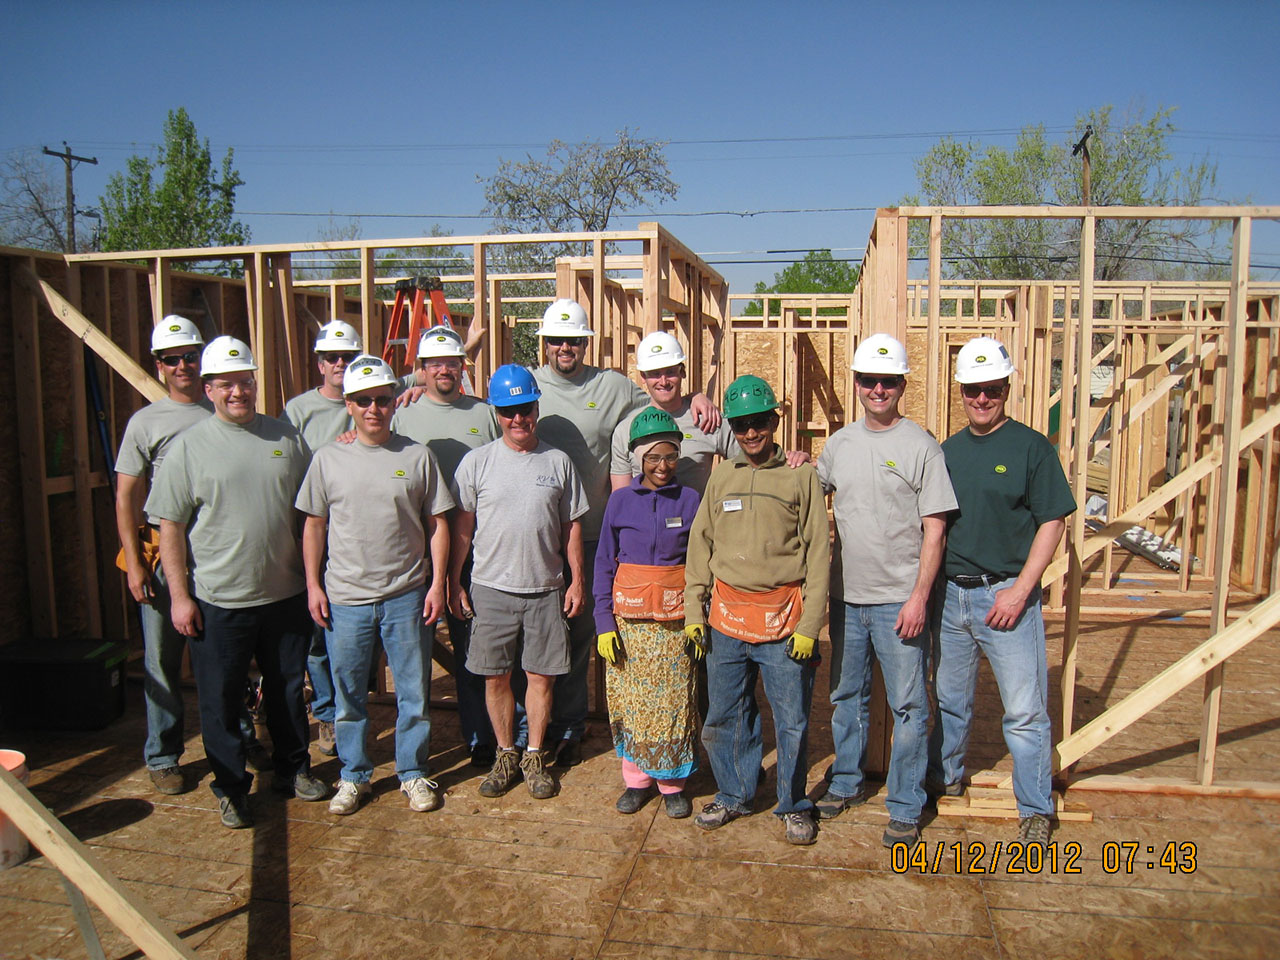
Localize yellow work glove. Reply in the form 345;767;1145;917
597;631;620;665
786;633;817;661
684;623;707;660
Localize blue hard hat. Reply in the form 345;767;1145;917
487;364;542;407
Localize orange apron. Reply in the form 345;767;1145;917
613;562;686;621
115;525;160;573
709;579;803;643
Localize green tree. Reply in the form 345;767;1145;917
99;108;250;260
905;104;1224;281
744;249;860;316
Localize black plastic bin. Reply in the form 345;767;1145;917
0;638;127;730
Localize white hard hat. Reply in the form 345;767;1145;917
315;320;364;353
955;336;1016;384
201;336;257;376
151;315;204;353
342;355;399;396
635;331;686;372
852;333;910;376
417;324;466;359
536;298;595;338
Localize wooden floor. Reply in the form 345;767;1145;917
2;581;1279;959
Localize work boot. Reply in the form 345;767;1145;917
616;785;655;814
1017;813;1052;846
479;748;522;798
314;721;337;757
814;788;865;820
882;819;921;849
521;749;557;800
783;811;818;845
694;800;745;831
149;766;187;796
663;791;692;819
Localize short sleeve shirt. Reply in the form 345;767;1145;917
818;418;957;603
146;415;310;608
941;419;1077;579
609;397;739;495
295;433;455;604
284;388;353;451
391;394;500;488
533;364;649;541
115;396;214;524
452;439;589;593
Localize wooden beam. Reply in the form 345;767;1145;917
0;765;198;959
63;264;103;637
1054;590;1280;769
1067;774;1280;800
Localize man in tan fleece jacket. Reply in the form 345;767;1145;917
684;375;829;846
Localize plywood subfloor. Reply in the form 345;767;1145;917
2;602;1279;960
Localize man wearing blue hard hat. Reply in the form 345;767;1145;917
449;364;589;801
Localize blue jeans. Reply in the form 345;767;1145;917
307;625;336;724
829;601;929;823
547;541;597;745
702;627;815;816
327;586;434;783
139;563;187;770
930;578;1053;817
189;593;312;799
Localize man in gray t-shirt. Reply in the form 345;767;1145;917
147;336;327;829
449;364;588;801
297;356;455;817
392;326;501;765
814;334;957;850
283;320;365;755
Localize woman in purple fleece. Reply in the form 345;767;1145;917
593;408;702;818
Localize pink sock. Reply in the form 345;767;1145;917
657;779;685;795
621;759;653;789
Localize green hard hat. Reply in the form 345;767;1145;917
723;375;779;419
628;406;682;450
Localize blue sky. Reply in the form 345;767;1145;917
3;0;1277;289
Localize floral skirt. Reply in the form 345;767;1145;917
606;618;698;780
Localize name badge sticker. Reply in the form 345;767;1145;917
665;516;683;529
722;499;743;513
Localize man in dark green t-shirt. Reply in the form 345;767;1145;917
929;337;1076;849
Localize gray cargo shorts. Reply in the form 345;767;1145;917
466;583;571;677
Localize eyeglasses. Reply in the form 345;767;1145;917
729;413;775;434
350;394;394;409
961;382;1008;399
207;378;256;393
495;401;536;418
321;352;359;365
422;359;462;370
641;366;682;381
544;337;586;348
642;453;679;467
158;351;200;368
856;374;903;390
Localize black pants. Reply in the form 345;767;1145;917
189;593;311;798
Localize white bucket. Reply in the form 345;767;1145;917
0;748;31;870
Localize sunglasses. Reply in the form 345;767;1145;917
856;374;903;390
961;382;1008;399
729;413;776;434
321;352;360;365
495;401;537;418
544;337;587;348
351;394;394;409
158;351;200;367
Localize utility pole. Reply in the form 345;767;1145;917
42;142;98;252
1071;125;1093;206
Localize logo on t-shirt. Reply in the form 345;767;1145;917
885;459;897;468
535;474;560;488
469;427;479;434
683;432;692;439
994;464;1007;474
394;469;407;478
586;401;597;409
271;449;284;457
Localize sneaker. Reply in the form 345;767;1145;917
149;766;187;796
273;769;329;802
219;794;253;829
882;819;921;849
694;800;745;831
1017;813;1052;846
783;811;818;845
479;748;522;798
814;788;865;820
664;791;693;819
244;739;273;773
616;785;655;814
555;739;583;768
314;721;337;757
328;780;370;816
402;777;442;812
521;749;558;800
470;743;497;769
